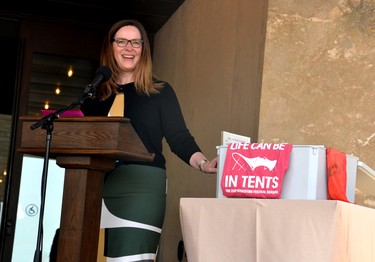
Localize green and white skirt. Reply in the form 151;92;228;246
100;164;167;262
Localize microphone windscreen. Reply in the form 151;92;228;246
96;66;112;82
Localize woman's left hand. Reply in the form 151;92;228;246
202;157;218;174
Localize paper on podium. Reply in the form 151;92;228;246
220;131;250;145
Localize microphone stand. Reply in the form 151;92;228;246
31;89;94;262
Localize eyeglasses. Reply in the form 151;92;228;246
112;38;143;48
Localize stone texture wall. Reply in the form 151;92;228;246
259;0;375;207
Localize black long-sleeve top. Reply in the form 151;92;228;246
80;81;201;170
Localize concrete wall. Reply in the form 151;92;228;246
154;0;375;260
153;0;268;260
260;0;375;207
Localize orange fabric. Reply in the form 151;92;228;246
326;148;350;202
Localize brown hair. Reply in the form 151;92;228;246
98;19;162;99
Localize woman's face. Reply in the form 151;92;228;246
112;25;143;74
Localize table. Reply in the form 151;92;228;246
179;198;375;262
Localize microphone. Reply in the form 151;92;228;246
84;66;112;96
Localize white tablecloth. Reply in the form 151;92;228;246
179;198;375;262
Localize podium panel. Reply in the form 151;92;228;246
17;116;152;262
18;116;153;162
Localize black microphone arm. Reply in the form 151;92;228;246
30;66;112;130
30;65;111;262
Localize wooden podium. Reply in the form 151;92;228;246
17;116;153;262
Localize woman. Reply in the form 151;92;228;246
80;19;217;261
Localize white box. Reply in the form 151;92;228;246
216;145;357;202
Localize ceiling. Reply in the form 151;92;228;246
1;0;187;115
0;0;185;34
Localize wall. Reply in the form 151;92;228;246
153;0;268;260
260;0;375;207
154;0;375;260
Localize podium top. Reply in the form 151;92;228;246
18;116;153;162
